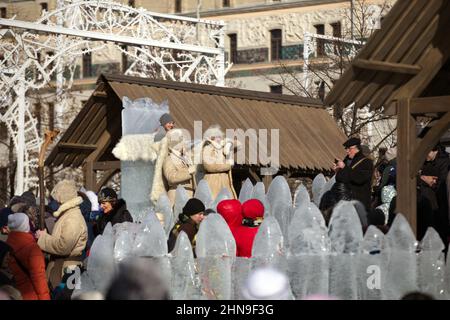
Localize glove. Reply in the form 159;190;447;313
223;141;233;156
188;165;196;175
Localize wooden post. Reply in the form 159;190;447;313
262;174;273;191
396;98;417;235
83;161;96;191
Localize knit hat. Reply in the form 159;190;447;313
98;187;118;203
182;198;205;216
8;212;30;233
343;137;361;148
385;147;397;162
242;199;264;219
159;113;174;126
241;267;293;300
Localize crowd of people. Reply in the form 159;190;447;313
0;112;448;300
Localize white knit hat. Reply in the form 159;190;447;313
8;212;30;233
241;267;293;300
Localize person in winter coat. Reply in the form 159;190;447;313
93;187;133;237
10;191;39;233
217;199;242;255
237;199;264;258
167;198;206;254
35;179;88;290
154;113;175;142
163;129;196;207
202;125;237;199
333;137;374;211
6;213;50;300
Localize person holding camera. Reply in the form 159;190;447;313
332;137;374;211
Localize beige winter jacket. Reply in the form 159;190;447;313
163;151;195;206
37;180;87;289
202;142;237;199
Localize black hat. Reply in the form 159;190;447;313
159;113;174;126
343;137;361;148
182;198;205;216
98;187;118;203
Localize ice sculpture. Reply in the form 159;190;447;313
266;176;292;241
194;179;213;210
86;225;116;293
133;211;168;257
239;178;254;203
195;214;236;300
122;96;168;136
170;232;201;299
156;193;174;236
293;183;310;209
252;182;270;216
174;185;189;215
383;214;418;299
312;173;327;206
328;201;363;300
417;227;445;299
358;226;385;300
288;202;330;299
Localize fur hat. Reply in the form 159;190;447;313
166;128;187;150
8;212;30;233
385;147;397;162
343;137;361;148
51;180;78;204
98;187;118;203
204;125;224;140
182;198;205;216
159;113;174;126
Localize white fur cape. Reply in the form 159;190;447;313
112;133;160;161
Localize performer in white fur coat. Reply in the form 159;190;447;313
202;125;238;199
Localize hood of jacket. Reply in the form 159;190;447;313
53;196;83;218
51;180;79;205
242;199;264;219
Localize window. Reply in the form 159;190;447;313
270;85;282;94
82;52;92;78
331;22;341;54
175;0;181;13
223;0;230;7
228;34;237;64
40;2;48;12
0;7;6;18
314;24;325;56
128;0;135;7
270;29;282;61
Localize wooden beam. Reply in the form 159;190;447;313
248;168;261;183
410;96;450;115
396;99;417;236
93;161;121;171
58;142;97;150
353;59;421;75
411;111;450;175
83;161;96;191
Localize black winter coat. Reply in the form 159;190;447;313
94;199;133;236
336;151;374;210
